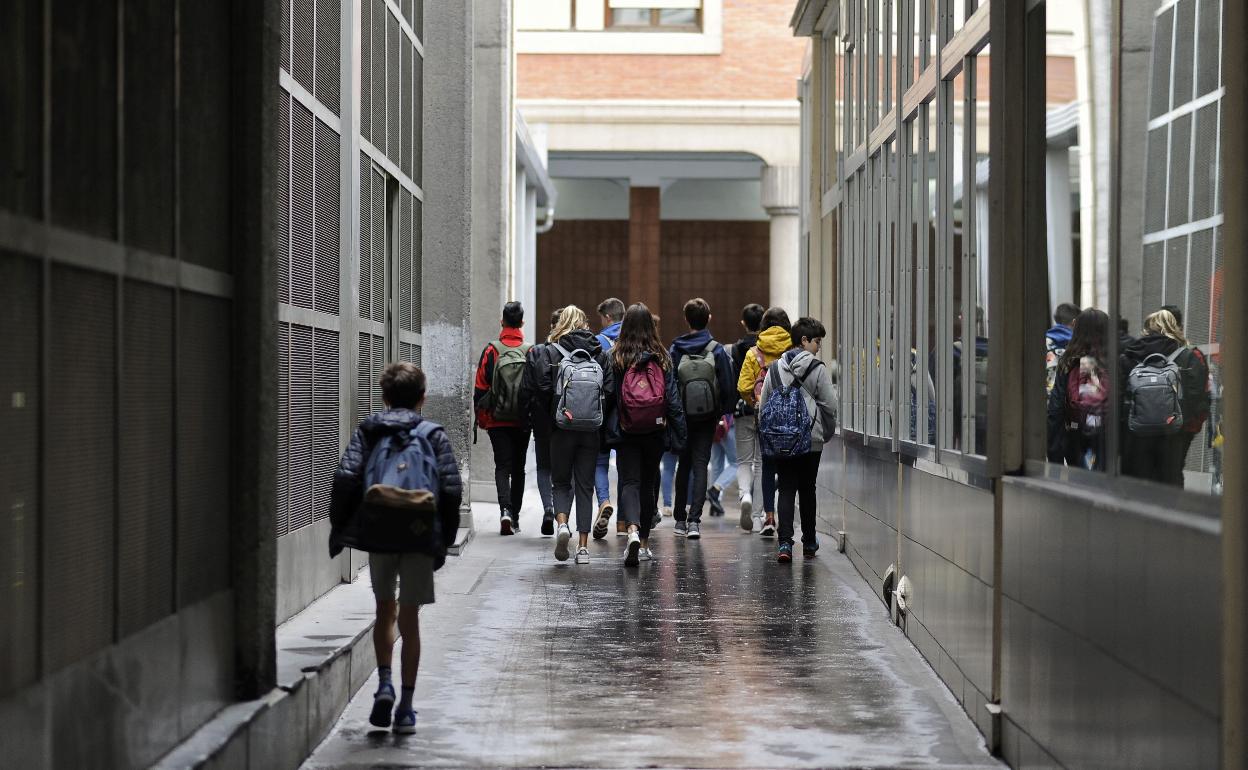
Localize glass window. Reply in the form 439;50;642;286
610;9;653;26
607;3;703;30
658;9;697;26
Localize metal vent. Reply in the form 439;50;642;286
371;0;386;152
411;1;423;41
360;152;372;320
372;168;386;323
1191;102;1218;220
373;335;387;413
413;52;423;187
357;332;375;426
282;0;290;71
292;0;314;94
314;120;341;315
399;191;412;332
1187;228;1213;345
1172;0;1195;107
46;266;116;673
412;198;422;331
360;0;372;140
387;14;400;160
1164;236;1188;308
1167;113;1192;228
1141;241;1164;314
399;342;421;367
1143;127;1168;233
291;103;315;310
401;0;413;28
123;2;175;256
0;255;40;695
287;323;315;532
313;329;339;522
277;322;290;537
119;281;175;638
1212;227;1224;341
401;39;412;180
279;92;291;304
315;0;341;115
1149;9;1174;120
177;294;232;606
1196;0;1221;96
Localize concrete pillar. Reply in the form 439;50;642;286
628;187;661;309
762;165;801;314
1044;147;1074;310
523;184;538;319
423;0;475;527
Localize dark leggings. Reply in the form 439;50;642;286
776;451;821;545
616;432;665;541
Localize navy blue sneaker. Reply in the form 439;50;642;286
803;539;820;559
777;542;793;563
707;486;725;516
393;707;417;734
369;683;395;727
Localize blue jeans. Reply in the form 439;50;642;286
595;449;613;506
660;451;679;507
709;424;737;491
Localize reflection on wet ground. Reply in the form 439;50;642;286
304;508;999;769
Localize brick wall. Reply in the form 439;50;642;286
517;0;806;101
536;219;630;331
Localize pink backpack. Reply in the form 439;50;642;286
619;359;667;434
751;347;771;404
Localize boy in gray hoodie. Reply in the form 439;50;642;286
758;317;837;562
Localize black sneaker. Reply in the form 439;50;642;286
707;487;725;516
541;509;555;536
500;510;515;536
370;683;395;727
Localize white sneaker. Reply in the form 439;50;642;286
639;547;654;562
623;531;641;566
661;506;673;518
554;524;571;561
752;513;765;533
574;547;590;564
739;498;753;531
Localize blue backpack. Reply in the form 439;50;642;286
362;421;442;518
759;361;822;458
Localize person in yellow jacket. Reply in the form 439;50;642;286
734;307;793;537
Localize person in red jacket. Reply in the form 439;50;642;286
474;301;532;535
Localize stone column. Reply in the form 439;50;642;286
628;187;661;309
761;165;801;315
423;0;475;527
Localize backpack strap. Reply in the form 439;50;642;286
703;341;718;356
411;420;442;443
753;347;766;367
1165;346;1185;365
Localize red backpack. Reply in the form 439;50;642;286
1066;355;1108;436
619;359;667;434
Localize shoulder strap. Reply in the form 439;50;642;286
753;347;766;367
795;359;825;387
411;420;441;443
703;341;718;356
1165;346;1185;364
555;341;574;360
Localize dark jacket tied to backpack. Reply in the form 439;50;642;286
605;351;688;454
329;409;463;567
1118;333;1210;486
519;329;616;436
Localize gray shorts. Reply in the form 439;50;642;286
369;552;435;606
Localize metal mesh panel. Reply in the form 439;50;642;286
372;169;386;322
1212;227;1224;344
277;322;290;537
51;0;117;238
401;40;412;180
357;332;374;426
1167;113;1192;228
1149;8;1174;120
401;0;413;27
313;329;339;522
123;0;175;256
1141;241;1165;314
371;0;386;152
1164;236;1189;308
291;103;315;309
1191;102;1218;221
177;294;231;606
399;192;412;331
360;0;371;140
387;14;400;161
1144;127;1168;233
1173;0;1196;106
0;0;43;217
1196;0;1221;95
281;0;290;70
0;254;40;695
360;153;372;320
178;0;231;272
279;92;291;304
398;343;421;367
118;281;175;638
412;197;422;331
412;0;423;41
413;50;423;188
315;0;340;115
1187;228;1214;345
373;335;386;413
292;0;314;94
314;120;341;315
287;324;315;532
45;266;116;672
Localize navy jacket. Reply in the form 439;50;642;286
669;329;737;421
605;351;688;453
329;409;463;567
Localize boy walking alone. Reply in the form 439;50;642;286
474;301;532;535
329;363;463;733
758;318;836;562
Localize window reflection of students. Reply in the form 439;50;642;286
1160;304;1213;465
1046;308;1109;471
927;306;988;452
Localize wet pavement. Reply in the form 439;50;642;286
304;496;999;769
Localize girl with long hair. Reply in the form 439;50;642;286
519;305;615;563
1046;308;1110;470
605;304;687;566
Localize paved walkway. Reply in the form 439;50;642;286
304;496;999;769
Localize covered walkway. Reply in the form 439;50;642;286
304;495;998;769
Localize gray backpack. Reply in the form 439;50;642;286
1126;347;1185;436
677;341;720;420
553;343;604;432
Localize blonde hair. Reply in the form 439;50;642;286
548;305;588;343
1143;309;1188;347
